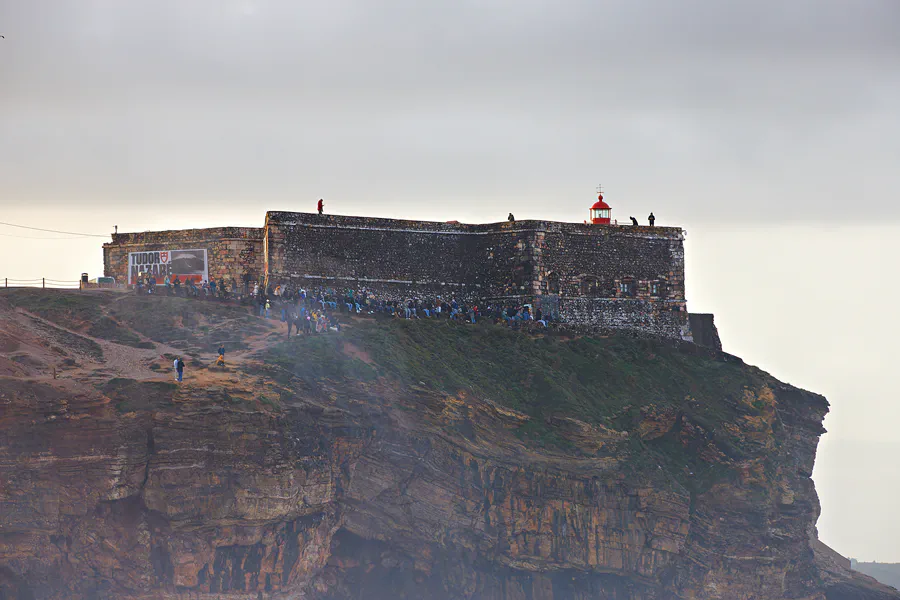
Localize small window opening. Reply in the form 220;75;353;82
582;276;602;296
547;272;560;294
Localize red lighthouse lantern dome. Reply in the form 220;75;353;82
590;194;612;225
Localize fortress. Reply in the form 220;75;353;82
103;203;719;346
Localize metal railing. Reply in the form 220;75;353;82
0;278;120;290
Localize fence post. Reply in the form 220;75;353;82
42;278;45;289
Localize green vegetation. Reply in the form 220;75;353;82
265;318;762;429
3;289;112;325
2;290;268;352
3;290;155;348
261;318;775;491
257;394;280;410
87;316;155;349
22;314;104;361
5;291;773;494
264;333;378;384
107;295;268;351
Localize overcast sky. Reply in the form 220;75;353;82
2;0;900;561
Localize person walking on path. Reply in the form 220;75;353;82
648;212;656;227
175;357;185;382
317;199;324;215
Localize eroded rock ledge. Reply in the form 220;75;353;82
0;291;894;600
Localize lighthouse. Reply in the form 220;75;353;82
590;193;612;225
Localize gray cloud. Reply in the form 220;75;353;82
1;0;898;222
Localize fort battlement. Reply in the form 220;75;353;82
103;211;701;343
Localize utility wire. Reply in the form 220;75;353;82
0;220;110;238
0;231;97;240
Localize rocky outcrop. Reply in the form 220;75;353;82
0;291;893;599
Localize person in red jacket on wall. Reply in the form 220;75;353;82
317;199;324;215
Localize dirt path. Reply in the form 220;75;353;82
10;308;183;381
3;291;367;387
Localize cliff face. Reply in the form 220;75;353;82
849;562;900;594
0;290;895;600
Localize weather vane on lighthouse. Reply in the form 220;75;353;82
589;184;612;224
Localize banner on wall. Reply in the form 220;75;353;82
128;249;209;285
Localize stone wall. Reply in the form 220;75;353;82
264;212;539;301
535;224;686;301
263;212;690;338
558;297;691;340
103;227;264;285
689;313;723;350
264;213;685;298
101;213;696;341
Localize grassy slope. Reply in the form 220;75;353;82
3;291;778;491
4;290;152;349
263;318;777;492
266;318;763;425
105;295;269;351
3;290;268;352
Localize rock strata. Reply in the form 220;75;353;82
0;291;894;600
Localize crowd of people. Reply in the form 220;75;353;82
133;274;241;300
132;273;553;336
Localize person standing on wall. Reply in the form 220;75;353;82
648;212;656;227
317;199;324;215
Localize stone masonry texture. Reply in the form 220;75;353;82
104;227;265;286
104;212;695;341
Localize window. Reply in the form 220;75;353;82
511;263;529;290
618;278;634;297
581;276;601;296
547;272;560;294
